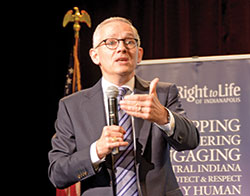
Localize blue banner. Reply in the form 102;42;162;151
136;55;250;196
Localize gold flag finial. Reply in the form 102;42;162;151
62;7;91;93
63;7;91;38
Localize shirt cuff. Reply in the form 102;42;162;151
90;141;105;170
154;108;175;137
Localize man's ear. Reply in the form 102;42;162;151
137;47;144;64
89;48;100;65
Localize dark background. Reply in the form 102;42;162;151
48;0;250;195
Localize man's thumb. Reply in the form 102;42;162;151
149;78;159;95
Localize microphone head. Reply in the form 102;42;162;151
105;86;119;98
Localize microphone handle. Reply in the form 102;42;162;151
107;97;119;155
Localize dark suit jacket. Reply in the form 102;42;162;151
48;76;199;196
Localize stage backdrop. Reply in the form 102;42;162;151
136;54;250;196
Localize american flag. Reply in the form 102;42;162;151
56;182;81;196
64;38;82;96
64;53;75;96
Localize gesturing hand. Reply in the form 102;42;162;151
119;78;169;125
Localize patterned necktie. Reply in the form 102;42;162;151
114;87;138;196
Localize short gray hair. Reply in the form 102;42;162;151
92;17;141;48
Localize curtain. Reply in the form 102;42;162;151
76;0;250;87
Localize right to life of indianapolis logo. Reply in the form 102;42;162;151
177;83;241;104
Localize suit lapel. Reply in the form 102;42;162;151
81;80;107;141
134;76;152;154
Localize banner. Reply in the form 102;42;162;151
136;55;250;196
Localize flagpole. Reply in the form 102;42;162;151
63;6;91;93
72;35;81;92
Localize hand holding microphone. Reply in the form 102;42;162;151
106;86;120;155
95;86;128;159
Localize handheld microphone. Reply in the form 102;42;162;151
105;86;119;155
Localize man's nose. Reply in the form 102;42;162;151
116;40;127;53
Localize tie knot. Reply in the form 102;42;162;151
118;87;129;97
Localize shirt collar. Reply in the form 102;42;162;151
101;77;135;94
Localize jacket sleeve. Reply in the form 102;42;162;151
48;99;96;189
165;84;200;151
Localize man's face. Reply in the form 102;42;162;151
90;21;143;83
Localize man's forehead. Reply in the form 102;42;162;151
107;32;135;38
100;22;135;37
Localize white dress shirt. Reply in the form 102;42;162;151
90;77;175;167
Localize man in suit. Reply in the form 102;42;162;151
48;17;200;196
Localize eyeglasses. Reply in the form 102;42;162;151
95;38;138;50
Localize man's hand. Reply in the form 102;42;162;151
120;78;169;125
96;125;128;159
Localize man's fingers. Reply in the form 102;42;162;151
109;141;129;148
149;78;159;95
104;125;126;134
122;94;148;101
96;125;129;158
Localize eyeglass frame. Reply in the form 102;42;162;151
95;38;139;50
